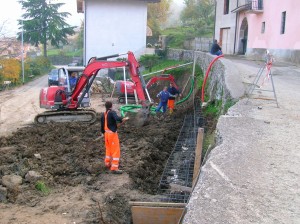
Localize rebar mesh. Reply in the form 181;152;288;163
158;97;204;203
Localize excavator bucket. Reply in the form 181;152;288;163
134;104;152;127
122;103;153;127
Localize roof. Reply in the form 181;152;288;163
76;0;161;13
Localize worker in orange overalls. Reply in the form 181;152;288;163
100;101;128;174
167;83;181;114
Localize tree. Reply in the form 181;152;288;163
18;0;75;57
139;54;160;72
180;0;215;36
148;0;172;37
0;21;17;59
76;21;84;50
0;59;21;83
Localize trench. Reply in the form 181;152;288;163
157;97;204;203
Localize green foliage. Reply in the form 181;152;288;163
35;181;50;195
161;27;195;48
202;131;216;160
0;59;21;83
141;58;202;88
180;0;215;37
18;0;76;57
139;54;161;72
47;48;83;57
224;99;236;114
76;21;84;50
25;56;51;77
142;59;185;75
203;100;222;117
147;0;172;37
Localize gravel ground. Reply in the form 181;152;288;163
183;57;300;224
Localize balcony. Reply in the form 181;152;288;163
232;0;263;14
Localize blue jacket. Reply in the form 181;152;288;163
69;77;77;89
157;90;173;103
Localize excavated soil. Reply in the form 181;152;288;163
0;104;191;223
0;71;197;223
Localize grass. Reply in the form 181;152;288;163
35;181;50;195
47;48;83;57
142;59;188;75
223;98;236;114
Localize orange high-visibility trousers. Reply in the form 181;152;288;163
168;99;175;109
168;99;175;114
104;132;120;171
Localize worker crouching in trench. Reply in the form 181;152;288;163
100;101;129;174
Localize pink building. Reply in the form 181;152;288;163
214;0;300;64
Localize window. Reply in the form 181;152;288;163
281;11;286;34
224;0;229;15
261;22;265;33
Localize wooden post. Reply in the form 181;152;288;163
193;128;204;188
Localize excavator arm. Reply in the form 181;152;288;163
146;74;179;90
68;60;128;108
36;51;151;124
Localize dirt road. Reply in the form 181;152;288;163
0;76;47;136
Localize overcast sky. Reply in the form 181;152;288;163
0;0;83;37
0;0;185;37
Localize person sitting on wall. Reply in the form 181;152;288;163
210;39;223;56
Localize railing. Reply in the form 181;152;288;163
248;0;263;11
232;0;263;13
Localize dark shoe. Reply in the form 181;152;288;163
111;170;123;174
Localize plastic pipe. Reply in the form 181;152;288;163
201;55;224;103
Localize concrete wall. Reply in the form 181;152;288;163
84;0;148;64
166;49;245;106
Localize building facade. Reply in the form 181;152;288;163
215;0;300;63
77;0;159;65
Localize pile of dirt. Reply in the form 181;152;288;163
0;110;186;223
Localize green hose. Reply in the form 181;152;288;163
175;76;194;105
120;76;195;116
120;104;157;117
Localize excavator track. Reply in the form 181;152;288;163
34;109;97;124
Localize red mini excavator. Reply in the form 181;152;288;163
35;51;152;124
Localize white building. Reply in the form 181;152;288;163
77;0;159;64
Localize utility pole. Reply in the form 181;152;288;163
21;20;25;85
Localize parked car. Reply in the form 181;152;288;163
48;69;59;86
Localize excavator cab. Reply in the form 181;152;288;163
57;66;91;108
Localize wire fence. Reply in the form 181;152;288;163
157;97;204;203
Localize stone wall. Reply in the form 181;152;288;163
183;37;212;52
166;49;245;110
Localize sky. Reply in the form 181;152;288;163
0;0;84;37
0;0;185;37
